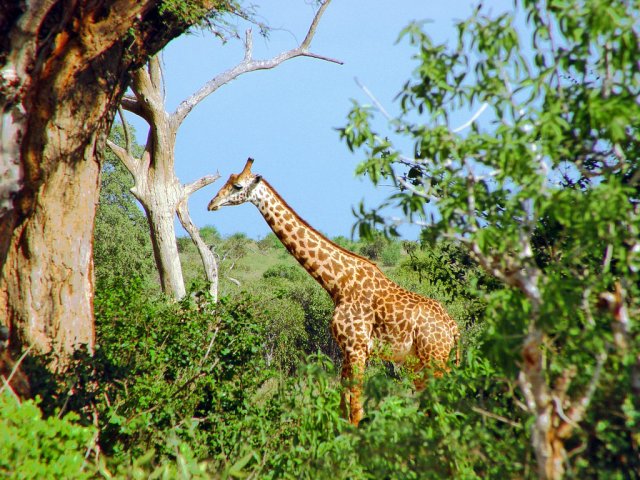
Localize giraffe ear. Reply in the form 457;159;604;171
254;174;263;183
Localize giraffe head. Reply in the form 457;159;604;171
208;158;262;211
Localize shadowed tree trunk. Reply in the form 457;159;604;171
0;1;233;382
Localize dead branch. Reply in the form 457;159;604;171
176;199;220;301
105;139;139;177
471;405;522;429
184;173;221;197
172;0;341;126
117;107;133;155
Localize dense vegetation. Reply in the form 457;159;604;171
2;1;638;478
2;225;510;479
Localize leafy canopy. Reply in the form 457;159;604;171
340;0;639;475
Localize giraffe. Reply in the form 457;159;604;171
208;158;459;426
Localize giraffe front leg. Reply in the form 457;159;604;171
331;306;370;426
339;360;351;420
341;349;366;426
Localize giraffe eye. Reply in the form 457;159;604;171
232;183;243;190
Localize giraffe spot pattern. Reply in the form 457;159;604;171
214;172;459;426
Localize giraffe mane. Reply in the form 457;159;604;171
261;179;381;269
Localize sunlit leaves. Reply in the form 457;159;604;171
340;1;640;473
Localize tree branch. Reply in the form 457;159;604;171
128;60;165;124
176;198;219;301
120;94;146;120
172;0;341;126
106;139;139;176
117;107;132;155
183;173;221;198
395;175;435;201
148;54;164;99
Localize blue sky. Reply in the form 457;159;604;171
128;0;512;239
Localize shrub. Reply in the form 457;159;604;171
0;391;96;479
92;278;273;464
380;240;402;266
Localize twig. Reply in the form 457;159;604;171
200;326;220;367
117;107;132;155
471;405;522;429
183;173;221;198
354;77;393;122
0;346;32;397
105;139;139;178
394;175;434;201
452;103;489;133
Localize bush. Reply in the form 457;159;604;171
263;264;307;282
92;278;273;464
0;391;96;479
257;233;285;252
380;240;402;266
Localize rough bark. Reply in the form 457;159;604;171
0;1;228;380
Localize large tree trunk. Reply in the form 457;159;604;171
1;140;102;361
0;1;225;380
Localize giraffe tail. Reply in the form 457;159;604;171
454;332;461;367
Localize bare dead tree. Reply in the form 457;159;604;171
108;0;341;301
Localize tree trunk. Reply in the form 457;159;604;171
1;140;101;362
0;1;226;379
142;194;186;299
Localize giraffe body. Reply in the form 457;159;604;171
208;159;459;425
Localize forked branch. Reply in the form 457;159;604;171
172;0;341;126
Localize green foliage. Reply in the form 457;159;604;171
246;353;531;479
380;240;402;267
357;230;388;260
0;391;96;479
331;235;358;252
198;225;222;244
248;263;339;369
157;0;240;29
257;233;286;252
94;123;156;290
92;278;272;466
263;263;307;282
340;0;640;475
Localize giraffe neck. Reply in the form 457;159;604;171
249;180;367;299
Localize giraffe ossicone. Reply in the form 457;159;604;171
208;158;459;426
